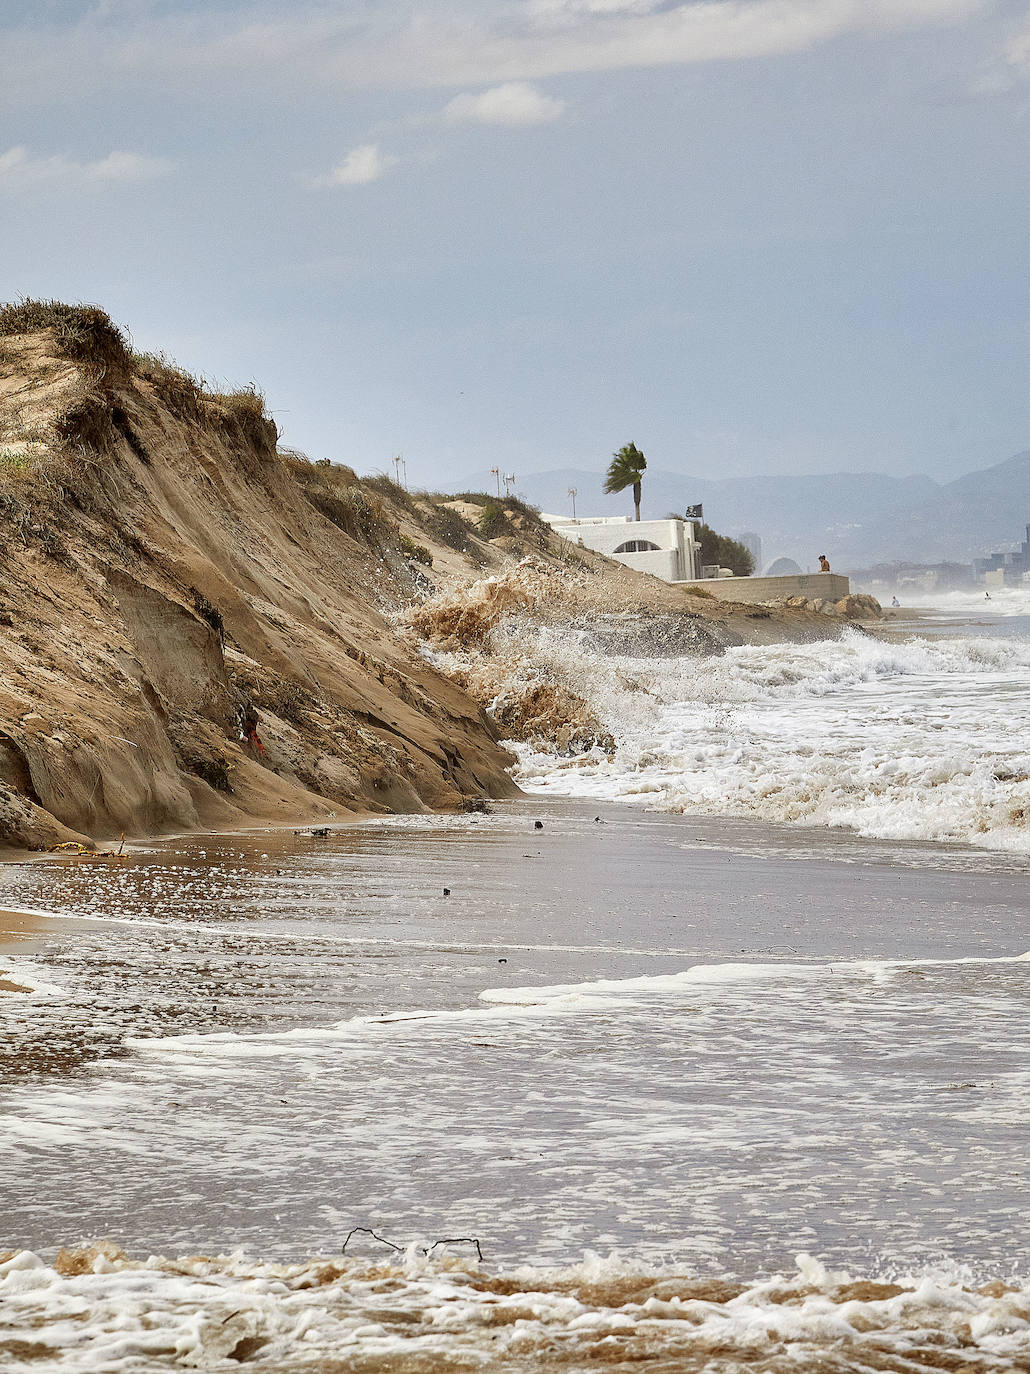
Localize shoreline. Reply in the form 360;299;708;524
0;905;56;950
6;776;1030;881
2;599;1024;869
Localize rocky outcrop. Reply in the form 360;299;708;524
779;593;882;619
835;593;883;619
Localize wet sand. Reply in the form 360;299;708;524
0;906;53;949
0;908;56;991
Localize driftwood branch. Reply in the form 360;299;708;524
341;1227;484;1263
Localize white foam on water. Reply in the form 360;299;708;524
0;954;67;1000
478;948;1030;1006
3;949;1028;1280
1;1246;1027;1373
917;587;1030;618
35;947;1023;1072
507;627;1030;852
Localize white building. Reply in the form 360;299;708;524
540;514;702;583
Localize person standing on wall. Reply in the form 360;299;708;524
818;554;831;572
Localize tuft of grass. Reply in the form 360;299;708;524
444;489;545;545
132;351;204;418
135;352;276;454
399;533;433;567
422;501;478;556
0;298;130;371
209;383;266;417
0;447;33;476
206;383;277;454
363;473;415;506
500;494;541;521
289;458;393;545
479;501;509;540
55;389;115;454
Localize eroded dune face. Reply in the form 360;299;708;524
0;314;520;848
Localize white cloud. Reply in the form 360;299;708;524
0;145;175;188
0;1;989;95
311;143;394;188
1002;21;1030;76
444;81;565;125
964;15;1030;96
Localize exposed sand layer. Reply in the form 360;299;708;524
0;320;524;848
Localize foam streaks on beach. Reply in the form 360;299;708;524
2;1246;1029;1372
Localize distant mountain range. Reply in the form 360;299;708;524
453;453;1030;571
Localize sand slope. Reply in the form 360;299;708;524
0;317;522;847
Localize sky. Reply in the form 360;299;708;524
2;0;1030;491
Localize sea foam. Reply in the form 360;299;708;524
505;628;1030;851
1;1245;1027;1372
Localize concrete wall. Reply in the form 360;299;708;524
615;548;682;581
675;572;851;604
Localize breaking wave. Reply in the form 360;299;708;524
501;628;1030;852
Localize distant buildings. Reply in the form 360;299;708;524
973;525;1030;587
540;514;702;583
739;531;762;571
848;561;975;595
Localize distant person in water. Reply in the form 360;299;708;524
891;596;900;607
818;554;831;572
986;591;991;600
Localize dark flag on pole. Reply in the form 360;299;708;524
684;503;703;520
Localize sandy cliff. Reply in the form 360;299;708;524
0;304;524;849
0;302;858;850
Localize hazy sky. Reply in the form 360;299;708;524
3;0;1030;488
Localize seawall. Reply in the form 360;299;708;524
675;572;851;604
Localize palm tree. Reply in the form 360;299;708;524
604;442;647;521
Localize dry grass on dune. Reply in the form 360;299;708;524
0;298;130;372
